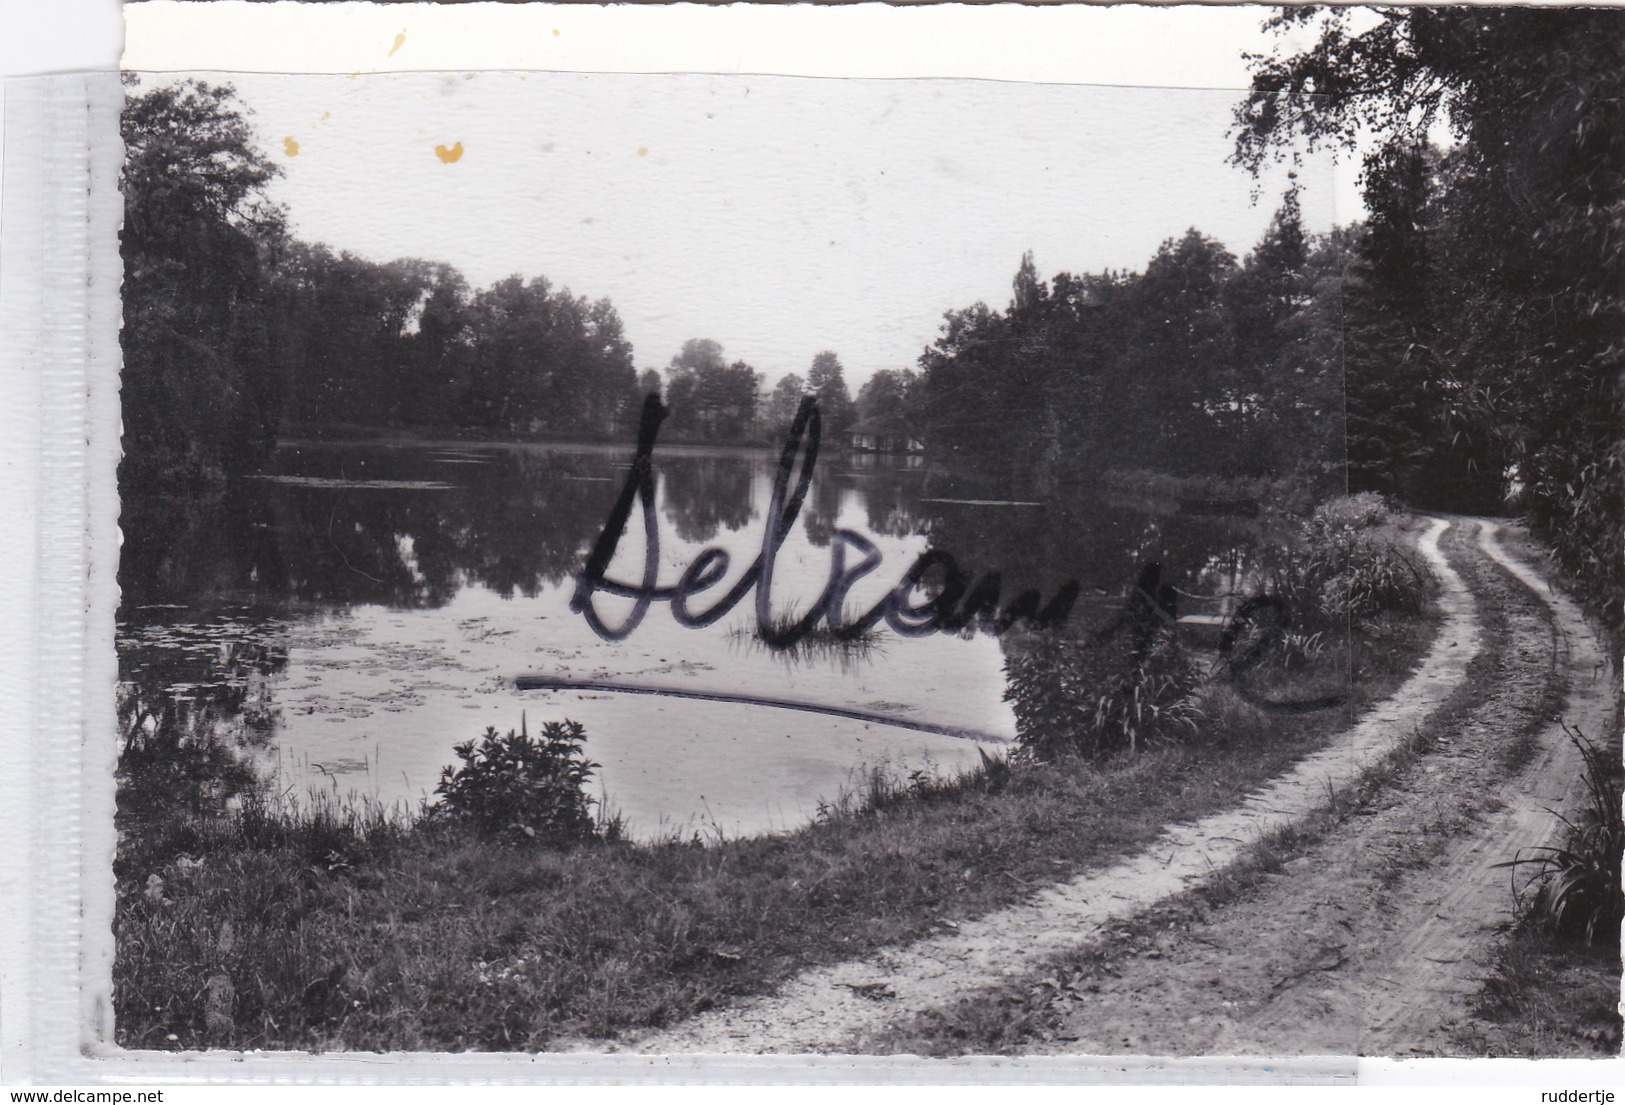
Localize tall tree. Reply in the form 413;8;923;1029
120;78;287;485
807;351;856;433
400;261;475;429
764;373;807;438
279;248;437;428
1341;145;1451;503
464;276;637;436
583;296;641;436
664;339;724;439
855;368;919;427
918;300;1009;464
1223;191;1326;475
1114;230;1239;470
664;340;762;441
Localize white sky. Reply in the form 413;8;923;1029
138;7;1344;386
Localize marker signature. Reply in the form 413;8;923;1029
570;396;1079;646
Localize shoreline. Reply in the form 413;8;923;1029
113;500;1446;1052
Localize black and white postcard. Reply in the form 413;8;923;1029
6;0;1622;1085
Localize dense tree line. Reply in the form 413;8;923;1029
120;79;290;486
915;9;1620;641
916;207;1345;490
1234;7;1623;638
120;80;643;489
121;79;865;484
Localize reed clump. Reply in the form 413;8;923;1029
1004;495;1427;762
727;609;886;671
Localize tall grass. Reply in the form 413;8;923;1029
1263;493;1431;627
1004;621;1203;761
1005;495;1430;762
1499;727;1624;948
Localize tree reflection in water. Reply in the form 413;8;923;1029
115;440;1294;833
116;613;290;866
657;454;757;544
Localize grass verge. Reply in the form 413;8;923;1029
1455;917;1622;1057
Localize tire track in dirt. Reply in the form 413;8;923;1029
999;518;1599;1058
605;518;1481;1055
1354;520;1612;1053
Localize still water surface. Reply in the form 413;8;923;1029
117;442;1265;838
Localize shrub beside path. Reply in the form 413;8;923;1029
605;518;1483;1055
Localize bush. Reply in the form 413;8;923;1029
1309;490;1391;531
1317;530;1428;621
1263;494;1427;631
1006;623;1202;762
431;716;599;845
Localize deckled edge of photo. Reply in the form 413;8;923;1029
0;67;127;1083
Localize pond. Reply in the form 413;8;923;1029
117;437;1276;839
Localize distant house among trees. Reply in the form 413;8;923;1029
851;366;922;454
846;415;923;454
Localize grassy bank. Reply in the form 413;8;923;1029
114;504;1441;1053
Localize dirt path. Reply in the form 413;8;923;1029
608;518;1489;1055
1353;521;1606;1053
1006;517;1608;1057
